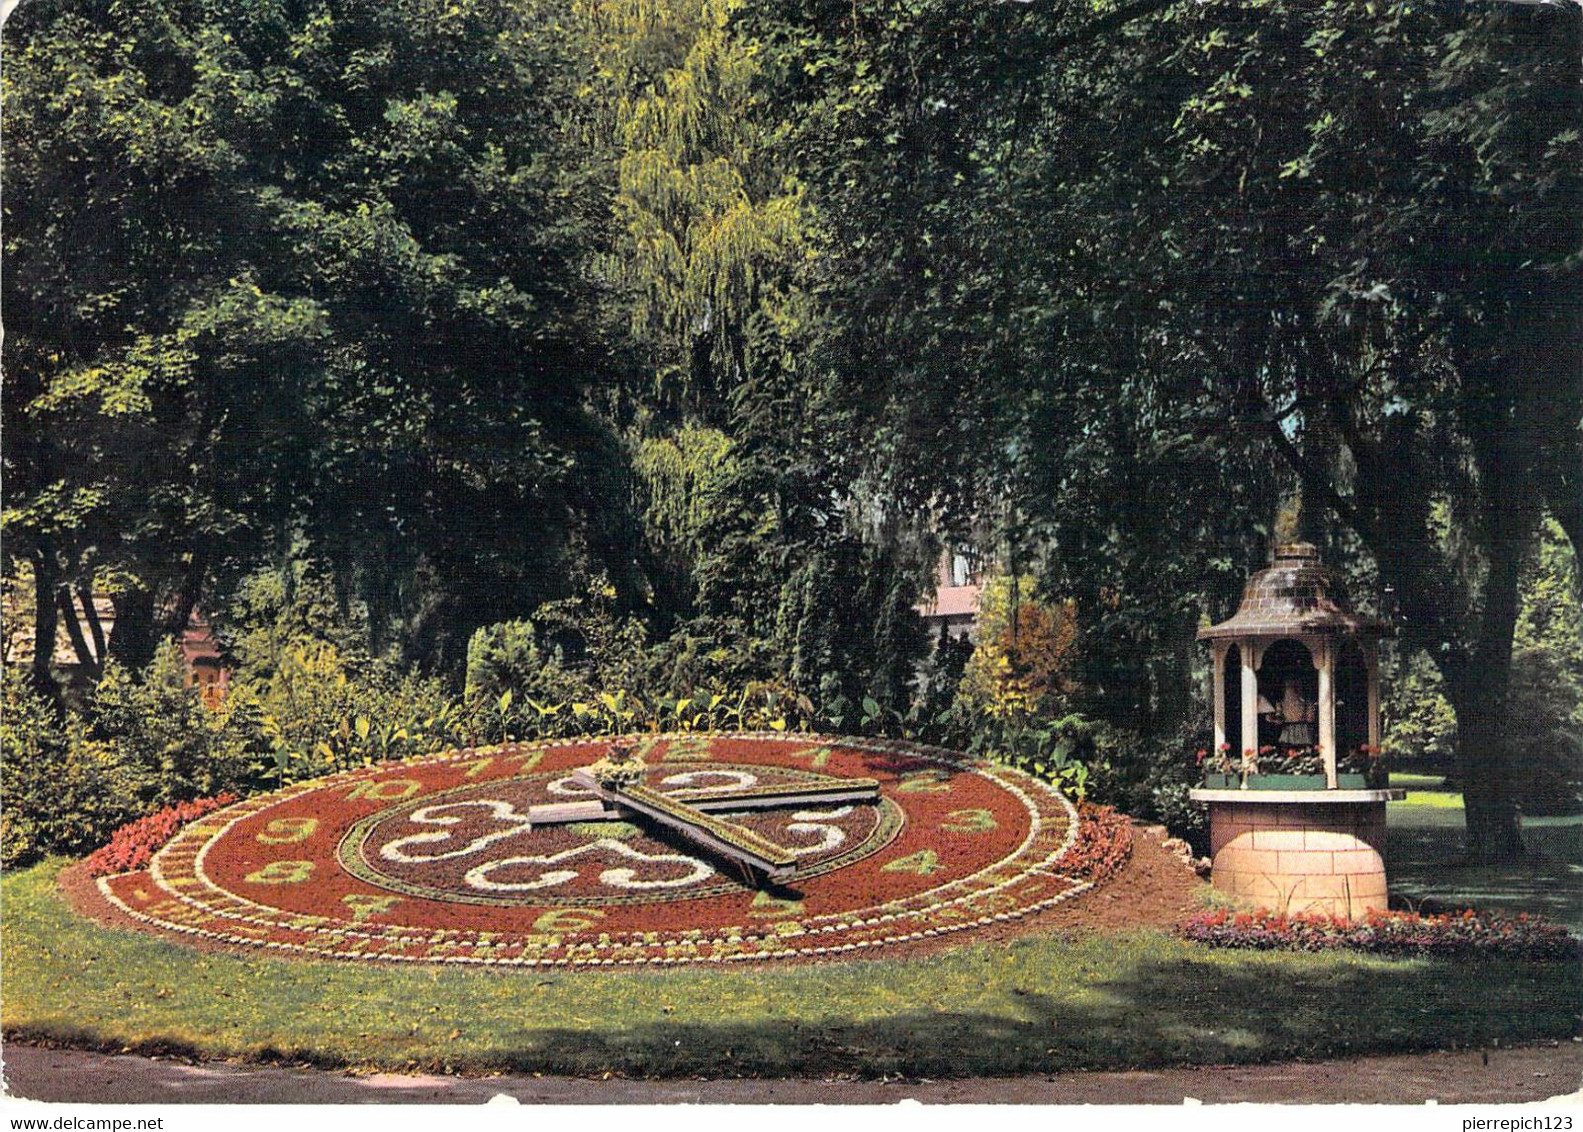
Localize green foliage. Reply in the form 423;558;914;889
1;669;150;867
956;576;1080;723
248;640;464;784
464;620;545;703
88;646;262;804
1382;651;1460;767
1382;519;1582;812
1506;645;1583;815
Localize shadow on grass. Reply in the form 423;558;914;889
1389;807;1583;931
382;951;1582;1078
6;856;1578;1080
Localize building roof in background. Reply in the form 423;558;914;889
917;583;982;620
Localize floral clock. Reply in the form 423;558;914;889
89;733;1093;966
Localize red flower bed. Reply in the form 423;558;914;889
76;736;1140;967
1059;802;1133;884
84;794;238;877
1179;906;1580;962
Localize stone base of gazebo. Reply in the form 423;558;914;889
1189;789;1405;919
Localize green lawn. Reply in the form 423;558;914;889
4;861;1577;1077
1389;773;1465;810
1388;804;1583;933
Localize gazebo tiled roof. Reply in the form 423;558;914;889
1197;542;1388;641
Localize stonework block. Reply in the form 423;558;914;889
1203;797;1393;922
1303;829;1361;851
1277;850;1334;876
1251;828;1305;851
1332;848;1384;874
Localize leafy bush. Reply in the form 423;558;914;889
249;639;466;783
89;646;263;803
1179;907;1580;962
1083;723;1208;851
83;794;237;877
1;671;153;867
1506;643;1583;814
956;575;1079;722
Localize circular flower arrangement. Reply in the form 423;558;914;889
85;733;1105;967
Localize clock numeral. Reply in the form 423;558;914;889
341;894;401;922
256;817;319;844
244;860;315;884
941;808;997;833
747;891;806;918
345;778;421;802
663;735;713;762
898;770;952;793
533;907;606;934
510;749;545;772
882;849;944;875
786;745;832;770
458;757;495;778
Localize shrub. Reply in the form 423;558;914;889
465;619;546;702
956;575;1079;722
249;639;466;783
1;670;154;867
83;794;237;877
1179;907;1580;962
88;645;263;804
1083;723;1208;851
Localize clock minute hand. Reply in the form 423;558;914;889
523;777;882;828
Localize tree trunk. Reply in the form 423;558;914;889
109;584;158;672
29;547;60;700
78;584;107;664
1442;510;1530;863
57;585;99;676
1452;699;1525;862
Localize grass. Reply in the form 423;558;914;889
1388;772;1465;810
4;861;1579;1077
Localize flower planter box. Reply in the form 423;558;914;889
1200;773;1370;791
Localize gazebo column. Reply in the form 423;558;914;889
1365;647;1381;752
1212;643;1227;752
1314;640;1337;788
1240;643;1260;760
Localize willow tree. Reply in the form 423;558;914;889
580;0;809;412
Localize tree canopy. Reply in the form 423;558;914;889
4;0;1578;860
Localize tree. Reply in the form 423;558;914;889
3;0;624;680
750;0;1581;858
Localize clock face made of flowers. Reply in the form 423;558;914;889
92;734;1087;967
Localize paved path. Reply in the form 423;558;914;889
3;1041;1580;1105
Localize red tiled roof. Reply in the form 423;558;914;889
917;584;982;620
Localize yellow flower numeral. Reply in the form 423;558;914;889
898;770;952;793
256;817;319;844
941;808;997;833
341;894;401;922
344;778;421;802
244;860;315;884
881;849;944;875
533;907;606;934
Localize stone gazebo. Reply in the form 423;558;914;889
1190;542;1404;918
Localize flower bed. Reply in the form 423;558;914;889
1060;803;1133;884
83;794;238;878
1179;907;1580;962
1196;743;1389;790
74;734;1136;968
